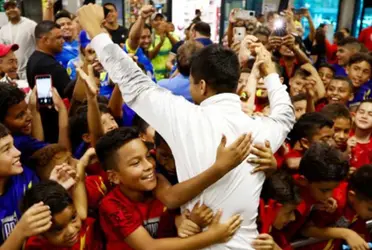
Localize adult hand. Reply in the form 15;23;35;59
267;36;282;51
229;8;239;24
140;5;155;19
238;35;258;65
256;46;276;77
282;34;295;50
77;4;105;39
16;202;52;238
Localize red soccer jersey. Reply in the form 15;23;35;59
271;228;294;250
99;186;166;250
300;183;370;250
349;131;372;169
25;218;101;250
85;175;107;209
359;26;372;51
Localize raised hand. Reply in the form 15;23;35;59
77;4;105;39
140;5;155;19
16;202;52;238
77;64;99;99
51;87;65;112
49;164;77;191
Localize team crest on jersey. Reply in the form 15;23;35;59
1;212;18;240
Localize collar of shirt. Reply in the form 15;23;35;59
200;93;241;108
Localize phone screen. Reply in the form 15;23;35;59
234;27;246;42
36;75;53;106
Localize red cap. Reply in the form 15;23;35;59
0;44;18;57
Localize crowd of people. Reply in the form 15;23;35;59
0;0;371;249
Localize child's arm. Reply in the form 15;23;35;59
154;133;252;209
77;65;104;147
29;87;44;141
252;234;282;250
125;211;241;250
51;88;71;151
108;84;123;119
302;225;369;250
0;202;51;250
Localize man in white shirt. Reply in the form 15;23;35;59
78;5;295;249
0;0;37;80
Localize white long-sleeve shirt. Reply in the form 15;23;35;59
0;17;37;80
91;33;295;249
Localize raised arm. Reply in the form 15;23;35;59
29;88;44;142
78;4;195;148
127;5;154;51
43;0;55;21
155;133;252;209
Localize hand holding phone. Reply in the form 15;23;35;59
233;27;246;42
35;75;53;107
234;9;255;21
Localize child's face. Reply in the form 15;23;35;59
114;138;157;191
308;126;334;147
347;61;371;88
336;46;353;67
140;126;155;144
273;203;297;230
44;205;82;247
0;135;22;177
293;100;307;121
237;72;249;93
256;78;268;99
3;100;32;135
308;181;340;204
349;192;372;221
101;113;118;134
333;117;351;151
318;67;334;88
326;80;352;105
156;140;176;175
289;76;305;97
355;102;372;130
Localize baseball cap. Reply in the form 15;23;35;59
3;0;18;10
151;13;166;21
0;44;18;57
79;30;91;49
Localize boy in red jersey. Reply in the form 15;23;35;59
95;127;252;250
348;100;372;172
23;180;102;250
302;165;372;250
275;143;349;249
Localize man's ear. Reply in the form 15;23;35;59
200;79;208;96
300;137;310;150
82;133;91;144
348;190;356;204
107;170;120;185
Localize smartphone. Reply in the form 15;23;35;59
235;9;255;21
272;18;287;37
234;27;246;42
293;8;307;15
35;75;53;106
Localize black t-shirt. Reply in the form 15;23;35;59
107;25;128;45
26;50;71;143
171;40;184;54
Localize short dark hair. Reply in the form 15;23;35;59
35;21;60;40
348;52;372;67
0;123;10;140
0;82;25;123
293;68;311;79
299;142;349;182
177;41;204;76
190;45;240;94
337;37;363;50
22;180;72;215
55;10;72;22
321;103;351;121
318;63;335;73
329;76;354;93
95;127;139;171
291;93;307;104
261;170;301;205
103;2;117;10
333;31;345;42
253;26;270;38
69;103;111;151
356;99;372;112
193;22;211;37
287;112;334;147
349;165;372;201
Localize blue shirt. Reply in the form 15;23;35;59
349;80;372;107
66;57;79;80
55;40;79;68
14;135;48;165
0;167;39;244
333;64;347;77
123;46;156;83
158;74;192;102
196;37;213;47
